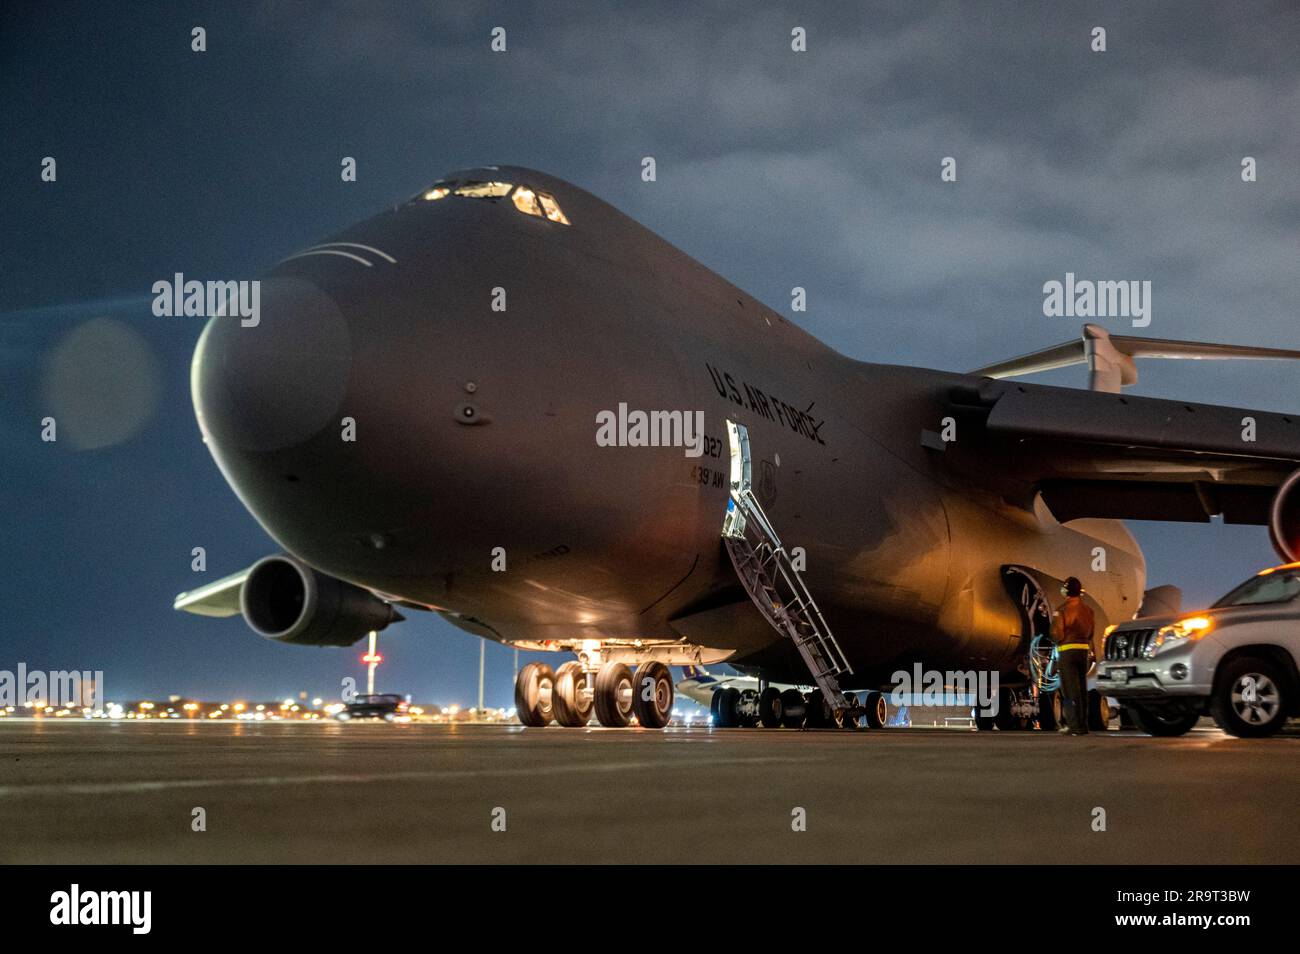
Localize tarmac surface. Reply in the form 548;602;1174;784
0;718;1296;864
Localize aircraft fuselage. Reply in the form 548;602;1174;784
192;166;1144;688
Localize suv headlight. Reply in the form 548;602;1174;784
1143;616;1213;657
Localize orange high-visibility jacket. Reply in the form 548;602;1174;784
1052;597;1095;648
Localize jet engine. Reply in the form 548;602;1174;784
1269;468;1300;562
240;554;403;646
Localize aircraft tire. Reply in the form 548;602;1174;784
804;689;830;728
714;687;740;728
864;690;888;729
758;686;783;728
514;662;556;727
552;661;592;727
779;688;804;728
593;662;634;728
632;661;674;728
838;692;860;728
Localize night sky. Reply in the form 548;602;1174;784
2;2;1297;705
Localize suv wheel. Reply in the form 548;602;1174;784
1211;656;1289;738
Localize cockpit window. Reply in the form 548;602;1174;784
536;191;571;225
512;185;541;216
454;180;513;198
412;178;572;224
511;185;570;225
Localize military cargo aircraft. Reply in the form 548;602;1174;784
175;165;1300;731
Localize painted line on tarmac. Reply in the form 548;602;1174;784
0;755;818;799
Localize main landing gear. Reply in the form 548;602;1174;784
712;686;889;729
514;659;674;728
972;684;1109;731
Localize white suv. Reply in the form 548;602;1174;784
1097;563;1299;737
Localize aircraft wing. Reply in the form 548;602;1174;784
942;377;1300;526
173;567;250;617
969;322;1300;393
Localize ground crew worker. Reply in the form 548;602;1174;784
1051;576;1094;735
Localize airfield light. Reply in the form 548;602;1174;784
362;631;383;696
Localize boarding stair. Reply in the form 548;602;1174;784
721;421;860;721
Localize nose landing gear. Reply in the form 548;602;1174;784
510;647;678;728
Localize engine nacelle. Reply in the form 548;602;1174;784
240;554;403;647
1269;469;1300;563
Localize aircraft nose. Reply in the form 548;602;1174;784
192;276;352;454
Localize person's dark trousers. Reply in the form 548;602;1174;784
1059;648;1090;734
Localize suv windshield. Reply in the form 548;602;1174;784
1212;567;1300;608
